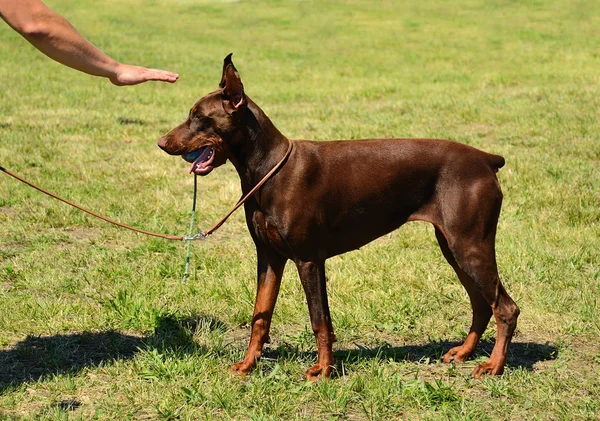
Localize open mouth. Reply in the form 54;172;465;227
182;146;214;175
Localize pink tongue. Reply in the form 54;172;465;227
189;162;205;173
189;147;212;173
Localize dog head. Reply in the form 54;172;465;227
158;54;247;175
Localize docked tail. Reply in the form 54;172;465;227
488;154;505;172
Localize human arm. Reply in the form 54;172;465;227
0;0;179;85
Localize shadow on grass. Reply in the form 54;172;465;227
0;313;224;393
1;315;557;392
329;340;558;372
258;339;558;377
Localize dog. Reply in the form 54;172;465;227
158;54;519;380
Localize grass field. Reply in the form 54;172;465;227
1;0;599;419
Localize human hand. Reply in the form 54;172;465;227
109;64;179;86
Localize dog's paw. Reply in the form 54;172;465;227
304;364;333;382
230;360;255;376
471;360;504;378
442;346;472;363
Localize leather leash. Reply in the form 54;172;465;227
0;138;293;241
200;137;293;238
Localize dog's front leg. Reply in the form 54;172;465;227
230;247;286;376
296;260;337;381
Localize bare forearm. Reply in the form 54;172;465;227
21;8;119;79
0;0;178;85
1;0;116;78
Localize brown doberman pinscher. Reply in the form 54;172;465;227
158;54;520;380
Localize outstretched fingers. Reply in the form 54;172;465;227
110;64;179;86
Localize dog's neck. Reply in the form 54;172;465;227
228;97;290;193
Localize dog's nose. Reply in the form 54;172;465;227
157;135;168;150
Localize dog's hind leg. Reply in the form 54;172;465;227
295;259;337;381
437;178;519;377
230;246;286;376
444;235;519;377
435;227;493;363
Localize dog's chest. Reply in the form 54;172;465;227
250;210;288;254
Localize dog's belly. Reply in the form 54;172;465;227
325;223;407;256
256;195;425;260
316;173;435;257
249;202;411;259
322;204;415;257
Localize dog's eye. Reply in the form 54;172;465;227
190;116;211;131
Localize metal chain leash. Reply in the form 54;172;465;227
182;174;199;282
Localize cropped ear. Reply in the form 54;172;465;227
219;53;235;88
219;54;246;112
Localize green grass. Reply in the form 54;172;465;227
1;0;599;419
